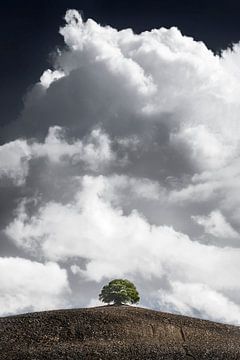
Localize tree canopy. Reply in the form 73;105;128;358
99;279;140;305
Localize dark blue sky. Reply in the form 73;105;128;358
1;0;240;127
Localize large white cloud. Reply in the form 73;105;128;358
5;175;240;323
0;257;70;315
0;140;30;185
159;282;240;325
2;9;240;323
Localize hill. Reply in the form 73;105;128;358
1;305;240;359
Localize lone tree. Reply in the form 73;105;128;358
99;279;140;305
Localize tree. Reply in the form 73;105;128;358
99;279;140;305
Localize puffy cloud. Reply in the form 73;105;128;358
5;175;240;324
0;126;116;186
192;210;239;239
40;69;65;88
170;125;235;170
7;8;239;189
5;175;166;265
2;10;240;323
0;140;30;185
159;282;240;325
31;126;117;170
0;257;70;315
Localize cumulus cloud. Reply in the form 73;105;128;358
5;175;240;323
192;210;239;239
0;126;116;186
159;282;240;325
0;257;70;315
0;140;30;185
2;9;240;323
40;69;65;88
31;126;117;170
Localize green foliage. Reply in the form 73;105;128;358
99;279;140;305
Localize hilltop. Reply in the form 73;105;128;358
1;305;240;359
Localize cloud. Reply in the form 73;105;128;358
0;126;117;186
40;69;65;88
0;140;30;185
0;257;70;315
31;126;117;170
170;125;235;170
192;210;239;239
7;8;240;186
159;282;240;325
5;175;240;324
1;10;240;323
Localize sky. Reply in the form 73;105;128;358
1;0;240;325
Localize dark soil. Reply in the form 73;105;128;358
1;305;240;359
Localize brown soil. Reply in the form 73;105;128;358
1;305;240;359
